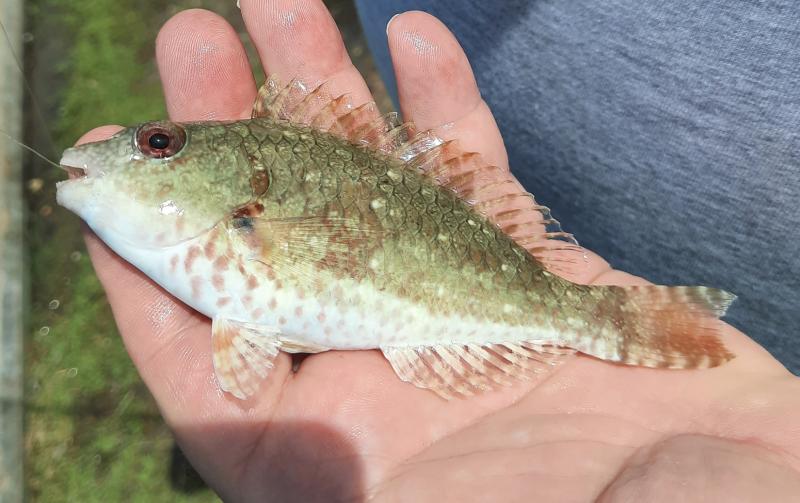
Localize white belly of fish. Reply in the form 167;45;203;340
108;232;562;352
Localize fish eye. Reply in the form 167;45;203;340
135;122;187;159
149;133;170;150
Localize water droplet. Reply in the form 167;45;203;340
69;251;82;262
38;326;50;336
22;32;34;43
27;178;44;192
66;368;78;377
48;299;60;310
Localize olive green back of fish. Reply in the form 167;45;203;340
234;117;566;328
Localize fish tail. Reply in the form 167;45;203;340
575;285;736;369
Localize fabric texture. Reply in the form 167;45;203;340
356;0;800;373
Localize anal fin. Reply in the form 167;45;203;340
211;317;282;400
382;342;575;399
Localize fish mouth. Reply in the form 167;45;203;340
58;147;94;181
61;164;87;179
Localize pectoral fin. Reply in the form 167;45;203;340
232;215;380;283
211;317;282;400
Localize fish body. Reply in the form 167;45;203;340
57;78;735;399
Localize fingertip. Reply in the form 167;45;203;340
386;12;402;37
387;11;447;64
156;8;234;74
387;11;480;128
157;8;256;121
387;12;509;170
240;0;347;80
75;125;125;146
239;0;373;106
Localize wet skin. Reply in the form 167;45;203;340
75;1;800;501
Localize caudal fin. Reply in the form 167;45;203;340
580;285;736;369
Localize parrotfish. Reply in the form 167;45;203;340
56;78;735;399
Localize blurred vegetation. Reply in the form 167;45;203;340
22;0;383;500
24;0;225;500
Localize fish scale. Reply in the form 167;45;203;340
56;76;736;399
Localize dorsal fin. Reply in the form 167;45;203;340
252;76;586;277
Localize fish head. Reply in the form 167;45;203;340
57;121;255;249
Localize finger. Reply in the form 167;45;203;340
75;127;290;412
388;12;611;284
156;9;257;121
388;11;508;170
75;126;292;493
239;0;373;106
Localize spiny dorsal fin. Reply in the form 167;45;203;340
252;76;586;277
382;342;575;399
253;76;388;147
402;137;587;276
211;317;281;400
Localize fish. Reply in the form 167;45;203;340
56;77;736;399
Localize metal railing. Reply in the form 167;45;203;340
0;0;24;501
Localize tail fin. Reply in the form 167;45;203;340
578;285;736;369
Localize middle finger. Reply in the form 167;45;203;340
240;0;374;106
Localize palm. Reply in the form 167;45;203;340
77;1;800;501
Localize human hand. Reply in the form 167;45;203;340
75;1;800;501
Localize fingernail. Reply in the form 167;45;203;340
386;13;402;36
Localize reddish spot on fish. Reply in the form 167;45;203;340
216;297;231;308
295;306;303;317
247;275;259;290
317;312;326;323
185;246;201;274
251;308;265;319
169;255;179;273
212;274;225;292
213;255;229;272
275;280;283;290
204;240;216;259
242;294;252;307
190;276;203;300
279;316;287;325
266;267;276;281
268;298;277;310
238;262;246;274
297;288;305;300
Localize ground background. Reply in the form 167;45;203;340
22;1;388;500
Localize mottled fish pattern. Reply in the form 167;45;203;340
56;78;735;399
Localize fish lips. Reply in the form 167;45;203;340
59;147;92;179
56;147;101;217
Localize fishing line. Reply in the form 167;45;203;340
0;17;62;165
0;128;61;170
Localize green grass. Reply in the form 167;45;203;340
24;0;227;500
23;0;379;499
